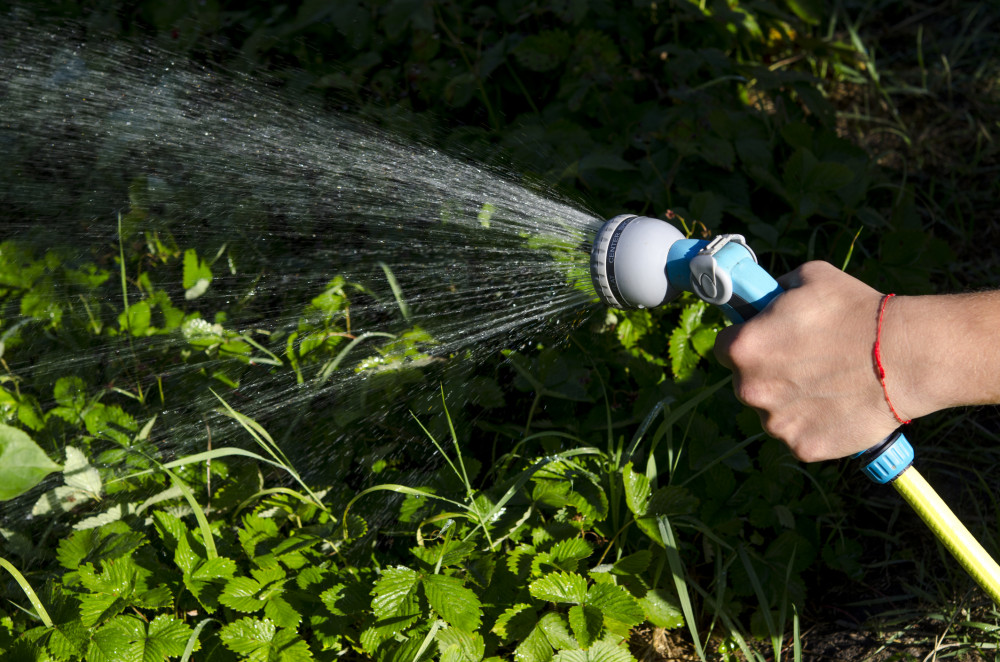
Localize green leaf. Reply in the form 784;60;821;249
622;464;651;517
186;556;237;613
93;614;191;662
182;248;213;300
810;162;855;191
423;574;482;631
578;151;634;175
507;544;537;578
547;539;593;573
610;551;651;576
539;612;577;650
646;486;699;519
0;423;61;501
80;593;126;629
529;571;589;605
568;605;603;648
63;446;103;497
53;376;87;410
585;583;644;629
614;310;651;350
691;326;718;358
320;580;370;618
513;30;571;71
639;589;685;629
514;623;553;662
493;603;536;641
219;617;313;662
478;202;495;229
220;577;267;614
785;0;823;24
669;301;708;380
371;566;420;619
190;556;237;582
696;135;735;170
78;558;137;626
410;540;476;569
88;617;132;662
551;641;636;662
437;627;485;662
238;514;280;559
219;567;297;626
264;595;302;630
56;524;146;570
33;446;103;516
626;462;699;543
119;300;152;336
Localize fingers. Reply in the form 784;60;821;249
714;324;738;370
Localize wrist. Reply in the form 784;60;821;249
880;293;983;420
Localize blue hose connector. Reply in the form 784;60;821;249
855;430;915;484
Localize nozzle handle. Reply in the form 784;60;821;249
667;238;783;323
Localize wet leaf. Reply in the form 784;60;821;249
0;423;61;501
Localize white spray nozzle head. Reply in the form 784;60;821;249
590;214;685;309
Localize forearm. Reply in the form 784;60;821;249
888;291;1000;420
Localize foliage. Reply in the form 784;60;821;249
3;0;1000;659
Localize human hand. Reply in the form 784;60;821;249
713;261;902;462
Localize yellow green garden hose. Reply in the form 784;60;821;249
857;430;1000;604
892;466;1000;604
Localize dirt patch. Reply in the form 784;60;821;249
629;626;703;662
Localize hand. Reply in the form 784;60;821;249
713;261;901;462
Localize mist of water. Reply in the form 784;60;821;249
0;20;607;513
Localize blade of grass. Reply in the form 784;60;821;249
440;386;472;497
115;447;286;481
117;213;143;402
416;511;475;545
0;555;54;629
411;619;443;662
479;447;603;530
657;515;706;661
180;618;219;662
379;261;412;322
411;411;466;491
738;545;780;661
342;484;468;539
162;466;218;560
234;487;328;519
679;433;763;488
626;376;730;458
690;578;764;662
316;331;396;385
793;603;801;662
211;391;327;511
840;226;864;271
237;332;283;366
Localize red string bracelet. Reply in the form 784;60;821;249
874;293;911;425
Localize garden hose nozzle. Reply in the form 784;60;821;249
590;214;1000;604
589;214;781;321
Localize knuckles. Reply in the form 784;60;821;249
714;324;765;371
760;415;827;462
733;378;774;409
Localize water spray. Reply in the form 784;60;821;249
590;214;1000;604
